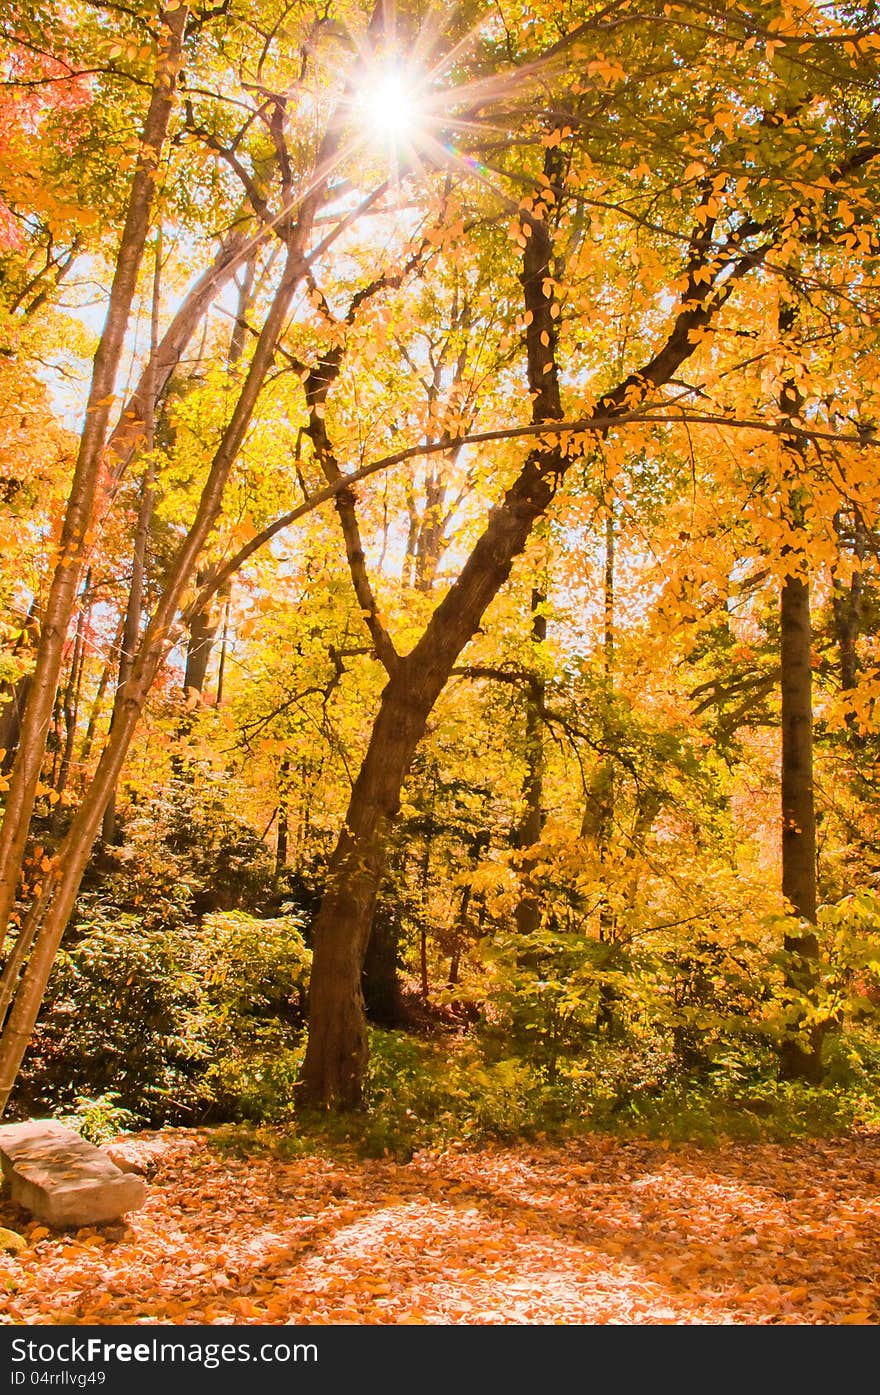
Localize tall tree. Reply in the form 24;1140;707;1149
0;4;188;951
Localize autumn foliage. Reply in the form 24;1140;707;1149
0;0;880;1324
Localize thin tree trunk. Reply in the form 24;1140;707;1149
0;600;40;774
180;255;255;717
514;588;546;936
103;228;163;844
779;567;822;1080
79;614;125;765
832;510;865;715
228;251;257;367
274;757;290;882
586;500;617;1033
0;6;187;957
214;584;232;706
53;578;90;811
448;829;489;987
418;781;436;1001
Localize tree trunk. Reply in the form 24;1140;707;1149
0;239;309;1114
299;671;449;1106
777;301;823;1084
53;579;90;814
832;509;865;713
779;566;823;1081
300;181;566;1108
106;222;253;476
180;253;255;714
214;584;232;706
447;829;489;988
361;898;404;1026
514;588;546;936
183;572;222;699
0;600;40;774
0;6;187;957
298;145;750;1108
581;501;617;1030
274;757;290;882
79;613;125;766
0;51;358;1107
103;229;162;845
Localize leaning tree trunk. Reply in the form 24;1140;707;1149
0;241;307;1114
107;219;253;477
0;78;358;1112
0;5;188;956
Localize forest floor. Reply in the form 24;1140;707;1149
1;1128;879;1325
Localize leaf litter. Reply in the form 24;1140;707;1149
1;1130;879;1325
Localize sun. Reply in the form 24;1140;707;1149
356;64;424;148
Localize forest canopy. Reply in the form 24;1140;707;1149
0;0;879;1141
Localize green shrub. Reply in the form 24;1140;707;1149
12;901;311;1127
60;1093;140;1144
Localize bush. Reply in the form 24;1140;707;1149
12;901;311;1127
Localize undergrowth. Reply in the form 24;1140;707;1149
209;1026;880;1163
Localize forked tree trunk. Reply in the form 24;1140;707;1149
300;176;566;1108
298;144;753;1108
0;6;188;956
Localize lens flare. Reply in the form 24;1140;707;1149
357;65;423;146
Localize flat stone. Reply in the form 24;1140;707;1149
106;1137;165;1178
0;1120;146;1228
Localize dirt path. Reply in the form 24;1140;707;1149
1;1130;878;1324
